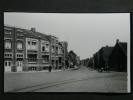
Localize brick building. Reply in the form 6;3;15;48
4;25;68;72
108;39;127;72
98;46;113;69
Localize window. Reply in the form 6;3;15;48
17;42;22;50
4;61;11;67
28;41;30;45
5;41;11;49
28;54;37;62
29;67;37;71
5;29;11;34
28;41;30;49
46;44;49;48
56;47;58;54
45;44;49;51
52;46;54;53
41;42;49;52
4;53;13;58
17;31;23;36
16;53;24;58
58;47;61;53
42;46;45;51
31;42;36;50
27;41;37;50
5;62;7;66
42;55;49;63
9;62;11;66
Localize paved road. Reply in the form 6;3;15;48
4;66;127;93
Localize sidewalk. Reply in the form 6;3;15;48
4;66;82;74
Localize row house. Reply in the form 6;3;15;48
93;52;99;69
4;25;68;72
58;41;68;69
108;39;127;72
68;50;80;68
88;39;127;72
88;57;93;67
98;46;113;69
91;46;113;70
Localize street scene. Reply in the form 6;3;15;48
4;13;130;93
4;66;127;92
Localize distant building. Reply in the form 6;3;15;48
93;52;99;69
88;57;93;67
58;41;68;69
108;39;127;72
98;45;113;69
68;50;80;68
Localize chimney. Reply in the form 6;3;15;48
116;39;119;43
31;28;36;32
38;36;41;39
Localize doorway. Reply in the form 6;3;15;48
4;60;11;72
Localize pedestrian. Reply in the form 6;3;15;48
49;64;52;72
106;65;110;72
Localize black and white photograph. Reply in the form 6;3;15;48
4;12;131;93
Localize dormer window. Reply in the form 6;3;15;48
5;28;12;34
17;30;23;36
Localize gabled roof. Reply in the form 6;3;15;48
102;46;114;61
36;32;49;41
23;29;49;41
23;29;38;39
118;42;127;55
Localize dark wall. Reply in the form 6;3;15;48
109;43;127;72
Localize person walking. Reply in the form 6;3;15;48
49;64;52;72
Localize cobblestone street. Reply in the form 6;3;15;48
4;66;127;93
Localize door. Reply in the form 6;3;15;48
56;60;58;69
17;59;23;71
5;61;11;72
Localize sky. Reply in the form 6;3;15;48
4;13;130;60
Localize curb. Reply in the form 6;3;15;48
4;67;82;74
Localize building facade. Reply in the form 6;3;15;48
4;25;68;72
98;46;113;69
88;39;127;72
108;39;127;72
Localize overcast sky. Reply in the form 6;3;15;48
4;13;130;60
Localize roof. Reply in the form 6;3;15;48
4;24;50;41
119;42;127;55
102;46;114;61
23;29;49;41
36;32;49;41
23;29;38;39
